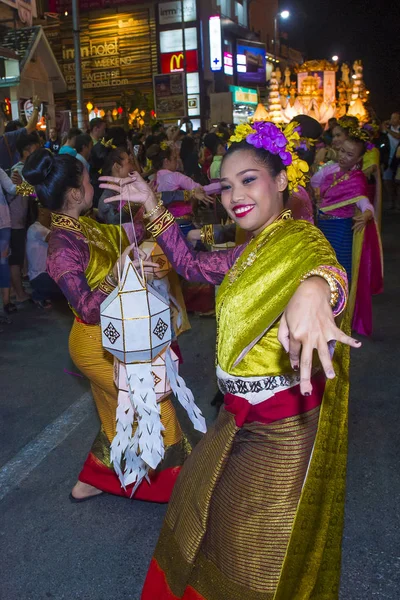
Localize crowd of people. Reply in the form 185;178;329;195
0;96;396;598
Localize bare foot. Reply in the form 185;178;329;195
71;481;103;500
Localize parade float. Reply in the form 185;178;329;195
263;59;370;125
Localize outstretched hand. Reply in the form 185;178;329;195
277;276;361;396
99;172;157;210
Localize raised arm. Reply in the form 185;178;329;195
99;173;243;285
147;213;243;285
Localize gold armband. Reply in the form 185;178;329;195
146;209;175;238
200;224;215;246
98;273;118;295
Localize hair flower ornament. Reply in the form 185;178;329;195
160;140;171;151
348;126;374;150
229;120;309;193
101;137;117;149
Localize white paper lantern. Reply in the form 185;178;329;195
100;257;172;363
114;347;179;403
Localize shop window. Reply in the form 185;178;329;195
235;0;248;27
217;0;232;18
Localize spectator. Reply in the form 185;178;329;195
0;168;17;315
5;120;24;132
59;127;82;157
180;136;203;182
44;127;61;154
382;112;400;210
75;134;93;171
26;205;61;308
322;117;338;146
37;131;46;147
0;95;40;171
201;132;219;178
8;132;40;307
209;137;227;181
89;117;106;145
97;146;135;224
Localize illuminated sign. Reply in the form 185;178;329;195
160;50;199;74
229;85;258;106
224;52;233;76
158;0;197;25
159;27;197;53
209;15;222;71
236;40;266;85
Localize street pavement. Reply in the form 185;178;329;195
1;213;399;600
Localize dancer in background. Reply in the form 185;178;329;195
23;149;191;503
312;127;383;336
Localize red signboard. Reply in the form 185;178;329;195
160;50;198;74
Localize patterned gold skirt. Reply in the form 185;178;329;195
141;368;348;598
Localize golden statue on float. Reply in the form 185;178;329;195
264;59;370;125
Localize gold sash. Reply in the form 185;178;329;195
216;212;340;377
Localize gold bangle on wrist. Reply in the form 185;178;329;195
146;209;174;238
300;268;339;308
144;198;163;220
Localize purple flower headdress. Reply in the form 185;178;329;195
246;122;293;165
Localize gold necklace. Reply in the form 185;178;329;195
228;209;292;284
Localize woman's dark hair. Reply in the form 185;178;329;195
75;133;92;154
105;127;127;149
203;132;220;152
23;148;84;211
146;143;172;171
223;141;289;202
16;132;40;157
180;136;196;160
90;142;125;172
102;147;128;176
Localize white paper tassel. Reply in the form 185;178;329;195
126;363;165;470
166;347;207;434
110;388;136;490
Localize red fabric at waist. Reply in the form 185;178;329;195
75;316;90;325
224;374;325;427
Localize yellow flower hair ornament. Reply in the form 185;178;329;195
100;137;117;149
229;120;309;193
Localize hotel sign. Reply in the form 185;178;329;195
158;0;196;25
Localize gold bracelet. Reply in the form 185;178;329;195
146;209;175;238
203;224;215;246
200;229;206;244
144;198;163;220
300;268;339;308
99;273;117;294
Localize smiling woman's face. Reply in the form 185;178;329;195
220;149;288;236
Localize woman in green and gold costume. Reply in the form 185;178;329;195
23;149;191;503
100;120;362;599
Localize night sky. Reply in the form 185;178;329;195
281;0;400;119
